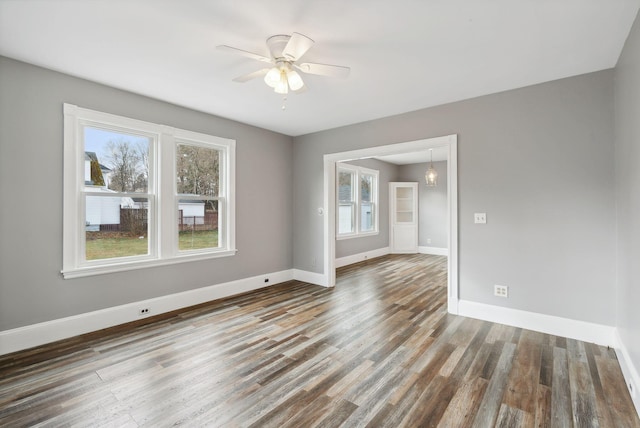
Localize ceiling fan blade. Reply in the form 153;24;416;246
232;68;270;83
282;32;314;61
217;45;272;63
296;62;350;78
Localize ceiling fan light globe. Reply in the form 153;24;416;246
274;72;289;94
274;84;289;95
264;67;281;88
287;70;304;91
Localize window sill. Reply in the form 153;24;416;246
336;231;379;241
62;249;238;279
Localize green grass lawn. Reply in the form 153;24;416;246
86;230;219;260
178;229;219;251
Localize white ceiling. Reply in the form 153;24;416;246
1;0;638;137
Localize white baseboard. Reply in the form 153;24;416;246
614;329;640;416
418;246;448;256
335;247;390;268
292;269;328;287
457;300;616;347
0;269;295;356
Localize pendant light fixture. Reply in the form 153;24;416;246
425;148;438;187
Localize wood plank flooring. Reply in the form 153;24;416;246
0;254;638;427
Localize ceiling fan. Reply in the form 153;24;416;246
217;32;350;95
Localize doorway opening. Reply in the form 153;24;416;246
323;134;459;314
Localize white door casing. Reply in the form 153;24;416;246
322;134;459;315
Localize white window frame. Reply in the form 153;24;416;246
336;164;379;240
62;104;236;278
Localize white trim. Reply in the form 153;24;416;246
335;247;391;268
324;156;337;288
418;246;448;256
614;329;640;416
0;269;294;356
335;231;380;241
293;269;329;287
62;249;238;279
458;300;615;347
323;134;459;312
447;139;459;314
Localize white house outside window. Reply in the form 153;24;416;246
62;104;236;278
336;164;379;239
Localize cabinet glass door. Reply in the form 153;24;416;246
395;187;414;223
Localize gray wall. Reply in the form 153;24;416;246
293;70;616;325
0;56;294;331
614;11;640;384
335;158;398;259
397;161;448;249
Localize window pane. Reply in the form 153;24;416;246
179;199;219;251
85;195;148;260
338;171;354;202
361;202;374;232
83;126;150;192
177;144;220;197
177;143;221;252
338;203;355;234
361;174;373;202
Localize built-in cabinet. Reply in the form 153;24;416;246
389;182;418;253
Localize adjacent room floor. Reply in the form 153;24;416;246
0;254;638;426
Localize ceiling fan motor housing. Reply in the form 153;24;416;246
266;35;292;60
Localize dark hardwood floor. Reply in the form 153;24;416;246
0;254;638;427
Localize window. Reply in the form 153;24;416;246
63;104;236;278
336;164;379;239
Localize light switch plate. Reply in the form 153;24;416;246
474;213;487;224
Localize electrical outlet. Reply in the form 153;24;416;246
494;285;508;297
138;308;150;316
474;213;487;224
